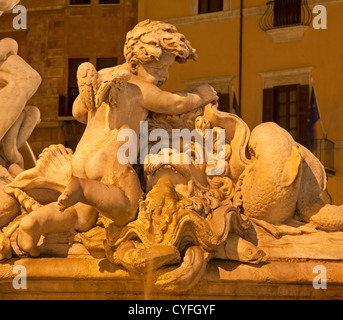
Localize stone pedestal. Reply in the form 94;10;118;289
0;257;341;300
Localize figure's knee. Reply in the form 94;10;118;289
17;214;41;256
109;200;139;227
23;69;42;91
13;68;42;97
24;105;41;123
124;185;143;224
19;214;39;234
74;204;98;232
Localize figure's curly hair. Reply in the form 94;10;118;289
124;19;198;71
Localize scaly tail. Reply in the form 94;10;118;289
155;246;211;293
297;144;343;231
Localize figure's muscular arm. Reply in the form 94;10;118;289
135;80;217;115
0;38;18;62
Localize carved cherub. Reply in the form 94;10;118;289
16;19;218;256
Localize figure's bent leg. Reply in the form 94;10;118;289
74;202;98;232
2;111;25;166
17;202;79;256
0;55;41;141
2;105;40;166
58;167;143;226
16;106;41;149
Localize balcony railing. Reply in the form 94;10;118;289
312;138;335;176
259;0;312;32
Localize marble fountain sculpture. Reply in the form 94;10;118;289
0;19;343;297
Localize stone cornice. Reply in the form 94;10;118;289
164;0;343;26
259;66;314;89
183;75;234;94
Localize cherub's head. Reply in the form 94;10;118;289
124;19;198;87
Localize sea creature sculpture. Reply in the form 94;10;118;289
104;176;263;292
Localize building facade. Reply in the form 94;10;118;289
138;0;343;204
0;0;138;152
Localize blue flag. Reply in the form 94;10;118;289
232;90;241;118
307;86;320;151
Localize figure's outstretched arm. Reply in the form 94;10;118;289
0;0;19;12
58;171;143;226
0;38;18;62
137;81;218;115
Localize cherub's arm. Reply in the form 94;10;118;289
138;81;217;115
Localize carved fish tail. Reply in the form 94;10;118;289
306;204;343;232
154;246;211;292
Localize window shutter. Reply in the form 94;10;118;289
263;88;274;122
217;93;230;113
298;84;310;148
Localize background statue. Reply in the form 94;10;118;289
0;37;41;230
0;38;41;168
0;0;19;16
